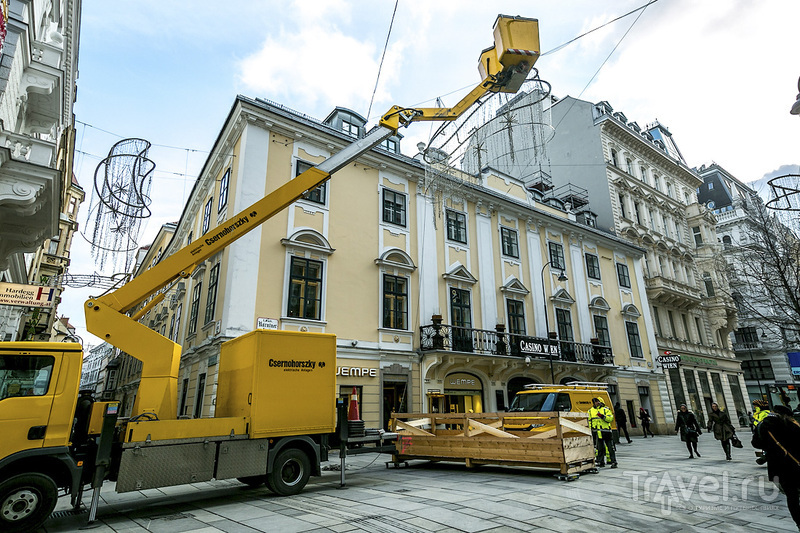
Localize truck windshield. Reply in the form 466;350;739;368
507;392;554;412
0;355;54;400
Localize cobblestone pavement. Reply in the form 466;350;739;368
39;435;798;532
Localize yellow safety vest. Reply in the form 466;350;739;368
753;408;770;426
588;405;614;431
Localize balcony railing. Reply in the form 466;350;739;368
419;321;613;365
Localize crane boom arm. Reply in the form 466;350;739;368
85;15;540;419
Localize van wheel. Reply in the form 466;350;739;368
0;473;58;533
268;449;310;496
236;476;265;487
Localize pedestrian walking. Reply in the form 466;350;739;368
615;402;632;443
675;404;702;458
589;397;617;468
751;405;800;530
638;407;655;437
707;402;736;460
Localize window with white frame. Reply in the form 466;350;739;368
585;253;601;280
342;119;359;137
692;226;703;246
616;262;631;288
382;189;406;226
548;242;565;270
205;263;220;325
188;281;202;335
446;210;467;244
626;321;644;358
170;304;182;342
218;168;230;212
594;315;611;346
296;160;326;205
202;198;212;234
506;299;526;335
501;227;519;258
381;138;398;153
556;308;574;342
288;257;323;320
382;274;408;330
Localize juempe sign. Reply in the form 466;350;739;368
0;282;56;308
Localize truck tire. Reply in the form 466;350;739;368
0;473;58;533
268;449;310;496
236;476;265;487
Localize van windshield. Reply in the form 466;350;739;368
508;392;554;412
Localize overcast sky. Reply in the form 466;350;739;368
65;0;800;346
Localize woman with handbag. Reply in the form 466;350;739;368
675;404;702;458
707;402;736;460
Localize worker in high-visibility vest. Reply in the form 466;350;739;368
752;399;771;427
752;399;771;465
588;397;617;468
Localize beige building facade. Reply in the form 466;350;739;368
129;95;670;432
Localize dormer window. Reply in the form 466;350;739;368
342;119;359;137
381;138;398;153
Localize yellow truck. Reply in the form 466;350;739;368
506;382;617;432
0;15;540;533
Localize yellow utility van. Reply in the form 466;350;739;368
505;382;616;432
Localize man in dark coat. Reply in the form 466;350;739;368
752;405;800;530
615;402;632;443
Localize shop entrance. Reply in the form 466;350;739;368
382;382;407;430
444;372;483;413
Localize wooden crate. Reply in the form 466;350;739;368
390;412;595;475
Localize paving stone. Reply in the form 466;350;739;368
39;436;799;533
208;518;267;532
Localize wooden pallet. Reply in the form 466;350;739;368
389;411;595;475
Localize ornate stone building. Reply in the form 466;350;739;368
0;0;82;341
467;91;744;426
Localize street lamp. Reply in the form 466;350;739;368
540;261;568;383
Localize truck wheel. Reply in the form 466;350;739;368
268;449;310;496
0;473;58;533
236;476;265;487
